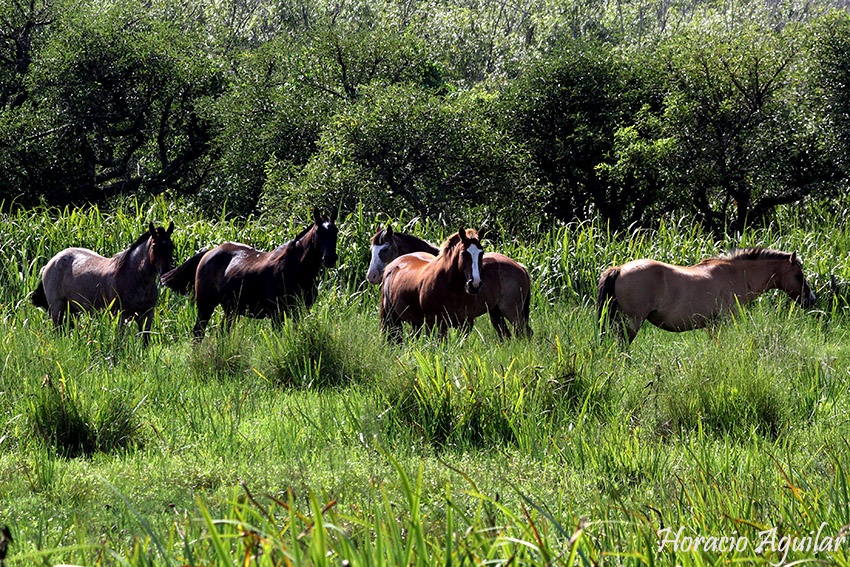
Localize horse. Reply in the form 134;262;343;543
367;225;532;339
161;208;338;340
379;227;487;342
596;248;817;344
31;222;175;344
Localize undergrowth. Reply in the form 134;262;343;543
2;198;850;565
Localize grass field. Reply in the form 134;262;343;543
2;198;850;566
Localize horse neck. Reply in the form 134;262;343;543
397;233;438;256
116;239;157;285
432;245;466;286
720;258;785;300
293;229;323;279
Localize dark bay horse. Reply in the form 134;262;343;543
380;228;486;342
368;225;532;339
596;248;816;344
31;222;175;344
161;209;338;340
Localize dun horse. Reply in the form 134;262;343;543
596;248;816;344
368;225;532;339
380;227;486;342
31;222;175;344
161;208;338;340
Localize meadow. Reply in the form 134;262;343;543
2;198;850;566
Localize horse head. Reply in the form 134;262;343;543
367;225;396;284
147;221;175;275
777;251;816;308
312;208;338;268
455;227;484;295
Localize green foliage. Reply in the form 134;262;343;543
0;0;846;230
264;83;543;227
809;10;850;180
0;0;221;206
3;202;850;564
658;15;825;232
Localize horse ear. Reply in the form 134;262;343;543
458;227;467;242
166;221;174;235
329;207;338;223
313;208;322;224
148;222;155;234
478;227;488;242
790;251;797;264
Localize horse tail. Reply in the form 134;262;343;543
31;280;48;309
596;267;621;329
160;249;208;294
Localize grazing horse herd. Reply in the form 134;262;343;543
30;208;817;346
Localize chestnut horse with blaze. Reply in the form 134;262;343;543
368;225;532;339
380;228;486;342
596;248;816;344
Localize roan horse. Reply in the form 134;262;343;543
368;226;532;339
596;248;816;344
31;222;176;344
161;208;338;340
380;227;486;342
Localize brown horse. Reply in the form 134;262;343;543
368;225;532;339
596;248;816;344
31;222;175;344
161;209;338;340
379;228;487;342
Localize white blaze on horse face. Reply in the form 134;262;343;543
467;244;483;287
367;244;389;284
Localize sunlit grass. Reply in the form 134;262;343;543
2;198;850;565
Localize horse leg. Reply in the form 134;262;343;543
193;303;215;341
222;308;238;334
488;307;510;341
379;302;403;344
381;314;404;344
49;300;75;333
611;316;641;345
136;311;153;346
48;301;67;329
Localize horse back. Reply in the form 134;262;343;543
196;242;292;315
43;248;117;307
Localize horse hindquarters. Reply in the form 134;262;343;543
596;267;628;342
31;281;49;309
480;258;532;340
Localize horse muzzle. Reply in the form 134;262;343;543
323;254;338;268
465;280;481;295
800;290;816;309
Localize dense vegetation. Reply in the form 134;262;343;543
1;199;850;564
4;0;850;564
2;0;850;231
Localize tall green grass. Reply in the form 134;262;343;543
2;198;850;565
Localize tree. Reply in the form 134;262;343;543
263;82;543;227
497;39;629;226
0;0;221;206
659;16;817;232
0;0;56;108
808;9;850;191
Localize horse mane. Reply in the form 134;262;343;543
274;223;315;254
113;231;152;271
439;229;479;256
293;222;314;243
706;248;799;265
